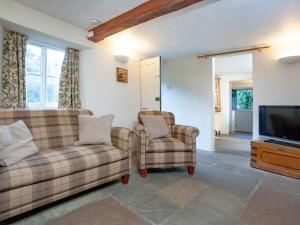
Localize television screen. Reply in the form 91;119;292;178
259;106;300;142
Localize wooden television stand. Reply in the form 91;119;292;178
251;140;300;179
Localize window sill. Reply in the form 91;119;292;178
27;104;58;109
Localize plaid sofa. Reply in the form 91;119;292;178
0;109;133;221
135;111;199;177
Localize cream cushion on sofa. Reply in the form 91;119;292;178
140;115;170;140
0;120;38;166
0;126;13;149
75;114;114;145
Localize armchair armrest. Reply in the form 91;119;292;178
134;124;150;145
172;125;199;145
134;124;150;170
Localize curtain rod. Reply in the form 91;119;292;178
197;45;270;58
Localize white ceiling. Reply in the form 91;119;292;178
15;0;300;59
15;0;145;29
215;53;252;75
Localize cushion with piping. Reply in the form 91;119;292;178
140;115;170;140
75;114;114;145
0;120;38;166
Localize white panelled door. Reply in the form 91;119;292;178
140;56;161;111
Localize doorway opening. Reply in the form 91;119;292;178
213;53;253;152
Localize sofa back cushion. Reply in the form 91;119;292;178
0;109;92;151
138;111;175;133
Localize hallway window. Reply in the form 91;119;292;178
232;89;253;110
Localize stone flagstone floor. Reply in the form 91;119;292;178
3;150;300;225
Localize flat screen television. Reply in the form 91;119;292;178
259;106;300;144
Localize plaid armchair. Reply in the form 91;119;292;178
135;111;199;177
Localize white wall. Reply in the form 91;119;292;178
0;0;91;49
161;57;214;151
231;80;253;89
216;74;252;134
80;42;142;128
0;0;143;128
253;41;300;139
235;110;253;133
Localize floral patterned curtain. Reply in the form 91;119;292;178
1;30;28;109
58;48;81;109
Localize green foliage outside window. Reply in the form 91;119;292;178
232;89;253;110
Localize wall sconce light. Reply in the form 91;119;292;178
114;55;130;63
279;55;300;64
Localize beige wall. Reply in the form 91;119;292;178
216;74;252;134
231;80;253;89
253;41;300;139
0;0;91;49
0;0;142;128
161;57;214;151
80;42;142;128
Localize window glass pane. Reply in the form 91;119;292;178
236;89;253;110
26;75;41;103
232;89;237;110
47;77;59;104
47;48;64;77
26;44;42;75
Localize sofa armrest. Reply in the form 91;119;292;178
111;127;133;152
111;127;133;170
171;125;199;145
134;124;150;170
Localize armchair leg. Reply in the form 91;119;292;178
140;169;148;177
121;175;129;184
187;166;195;176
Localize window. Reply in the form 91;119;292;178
232;89;253;110
25;42;64;108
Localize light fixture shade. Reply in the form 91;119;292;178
114;55;130;63
279;55;300;64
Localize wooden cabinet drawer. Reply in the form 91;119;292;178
251;141;300;179
261;151;300;170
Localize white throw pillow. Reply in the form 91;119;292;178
140;115;170;140
0;126;13;150
0;120;38;166
75;114;114;145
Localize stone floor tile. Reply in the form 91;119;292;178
144;171;186;191
162;205;224;225
233;165;266;180
241;184;300;225
132;194;179;224
47;197;152;225
18;214;47;225
159;178;209;207
192;186;247;217
211;162;239;172
195;163;259;198
261;172;300;196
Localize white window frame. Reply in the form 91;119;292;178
26;40;64;109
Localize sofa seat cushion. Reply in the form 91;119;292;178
147;137;192;153
0;145;128;192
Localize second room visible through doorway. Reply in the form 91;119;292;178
214;53;253;153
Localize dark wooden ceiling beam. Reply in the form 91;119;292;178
88;0;203;42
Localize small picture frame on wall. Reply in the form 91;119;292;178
215;78;221;112
116;67;128;83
